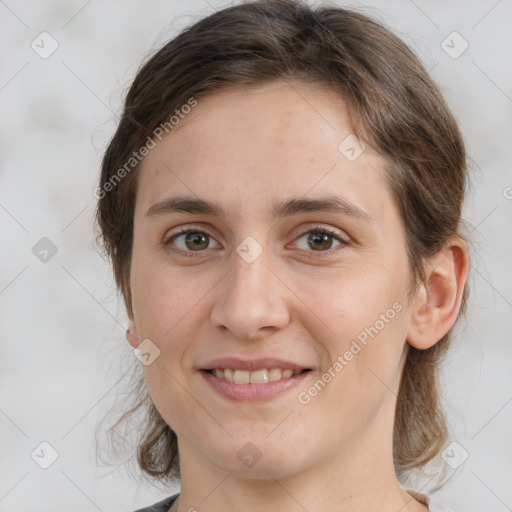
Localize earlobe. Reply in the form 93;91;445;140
126;320;139;348
407;236;469;350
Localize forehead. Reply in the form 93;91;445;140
135;80;391;221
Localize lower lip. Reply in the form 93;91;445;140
200;370;312;402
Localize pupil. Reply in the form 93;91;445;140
309;233;332;251
186;232;208;250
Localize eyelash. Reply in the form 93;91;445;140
163;224;349;259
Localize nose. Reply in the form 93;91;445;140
210;245;290;340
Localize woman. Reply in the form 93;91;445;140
96;1;470;510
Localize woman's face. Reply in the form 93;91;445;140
128;81;417;478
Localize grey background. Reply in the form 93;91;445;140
0;1;511;510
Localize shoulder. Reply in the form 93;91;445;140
132;492;180;512
427;497;456;512
132;490;455;512
406;488;455;512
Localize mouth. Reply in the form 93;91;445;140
199;357;314;401
199;366;313;402
202;367;312;384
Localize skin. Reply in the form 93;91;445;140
125;80;469;512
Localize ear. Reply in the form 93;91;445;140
118;264;138;348
407;236;469;350
126;319;140;349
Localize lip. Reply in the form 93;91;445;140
200;368;312;402
201;357;311;372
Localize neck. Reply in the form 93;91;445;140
171;426;427;512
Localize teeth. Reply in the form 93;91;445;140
234;369;250;384
269;368;281;382
249;369;268;384
211;368;303;384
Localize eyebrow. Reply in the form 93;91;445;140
146;195;373;223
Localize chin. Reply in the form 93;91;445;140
205;436;307;478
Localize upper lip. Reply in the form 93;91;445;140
201;357;311;371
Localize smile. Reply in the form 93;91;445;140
205;368;309;384
200;368;312;402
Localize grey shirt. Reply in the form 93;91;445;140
407;488;455;512
133;489;454;512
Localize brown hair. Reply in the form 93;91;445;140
96;0;468;487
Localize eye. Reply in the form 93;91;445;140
164;226;220;257
163;224;349;258
292;225;349;257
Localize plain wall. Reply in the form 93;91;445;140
1;1;511;510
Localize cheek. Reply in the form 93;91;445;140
129;258;218;402
130;262;210;429
290;264;409;402
130;256;207;338
295;262;408;343
293;281;408;446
